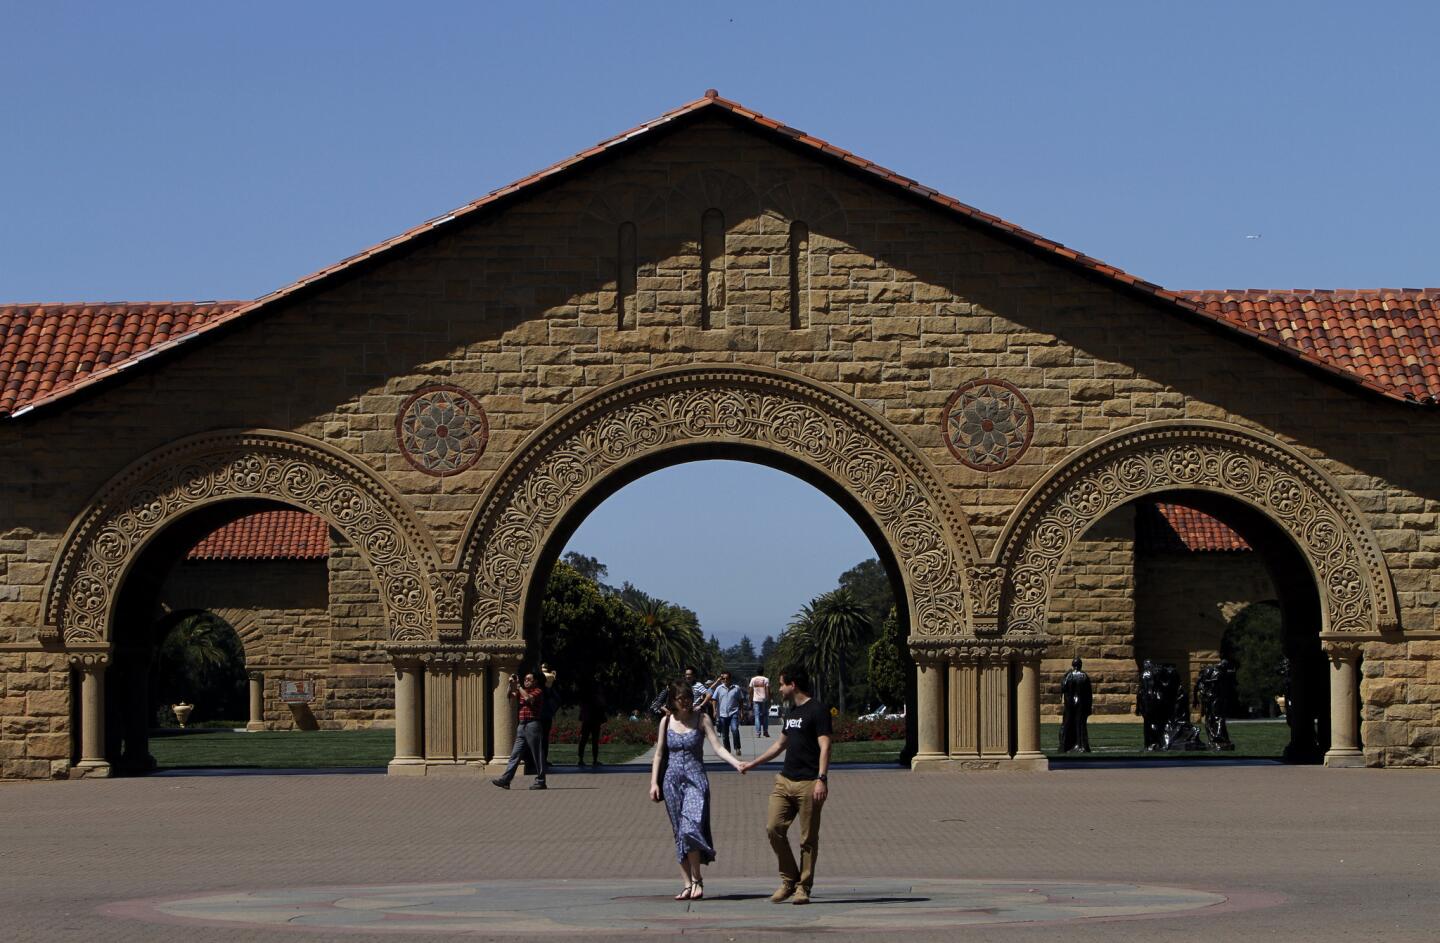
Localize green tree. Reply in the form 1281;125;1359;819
812;588;872;712
837;558;895;630
621;583;706;681
538;562;654;711
867;606;909;707
151;612;247;723
1222;601;1284;716
561;551;609;586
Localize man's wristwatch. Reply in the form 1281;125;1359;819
817;774;828;783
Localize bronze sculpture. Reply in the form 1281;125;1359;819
1195;659;1236;750
1059;657;1092;753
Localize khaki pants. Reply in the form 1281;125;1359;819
766;774;822;890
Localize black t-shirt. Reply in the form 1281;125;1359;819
780;698;832;781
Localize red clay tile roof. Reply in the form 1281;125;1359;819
1;93;1436;415
185;509;329;561
1138;503;1251;553
1175;290;1440;404
0;302;244;416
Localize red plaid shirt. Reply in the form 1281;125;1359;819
517;685;543;724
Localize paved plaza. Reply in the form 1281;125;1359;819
2;763;1436;941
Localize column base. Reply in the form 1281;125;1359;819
387;758;429;776
1011;751;1050;771
915;755;1052;772
70;760;111;779
911;752;950;771
1323;749;1365;768
245;721;266;732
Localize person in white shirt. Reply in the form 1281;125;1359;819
750;673;771;737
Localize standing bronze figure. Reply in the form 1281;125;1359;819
1195;659;1236;750
1059;657;1093;752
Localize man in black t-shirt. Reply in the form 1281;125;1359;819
739;664;831;905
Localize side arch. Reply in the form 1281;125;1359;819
457;364;980;642
43;430;441;644
995;421;1398;637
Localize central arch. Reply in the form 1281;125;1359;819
457;365;979;647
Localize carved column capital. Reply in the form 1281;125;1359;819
429;571;467;643
67;651;110;671
1321;639;1363;663
964;565;1005;635
246;669;264;682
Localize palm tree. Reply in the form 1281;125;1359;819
625;587;706;678
812;588;872;712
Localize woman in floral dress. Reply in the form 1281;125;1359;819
649;681;743;900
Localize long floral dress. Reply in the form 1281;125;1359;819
662;723;715;864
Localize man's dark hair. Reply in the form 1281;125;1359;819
780;664;812;695
684;665;698;675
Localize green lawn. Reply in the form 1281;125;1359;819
148;729;650;770
147;720;1289;770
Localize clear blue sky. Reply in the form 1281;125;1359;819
5;3;1436;644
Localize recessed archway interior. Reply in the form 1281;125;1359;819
525;450;917;761
97;498;394;773
1047;489;1327;762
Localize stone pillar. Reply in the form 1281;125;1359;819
490;660;519;771
246;671;265;732
455;664;489;765
423;662;456;761
912;655;947;769
389;660;425;775
978;653;1011;760
1013;651;1048;770
1323;641;1364;768
71;652;110;778
947;654;980;759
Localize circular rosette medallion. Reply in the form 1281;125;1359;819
943;379;1035;471
396;386;489;476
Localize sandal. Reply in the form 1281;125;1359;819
675;882;695;901
690;879;704;901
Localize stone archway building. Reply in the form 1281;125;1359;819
1;92;1436;779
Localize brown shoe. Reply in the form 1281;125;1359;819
769;883;796;903
791;886;811;905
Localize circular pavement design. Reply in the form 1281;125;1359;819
103;878;1258;933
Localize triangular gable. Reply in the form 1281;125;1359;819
3;91;1438;416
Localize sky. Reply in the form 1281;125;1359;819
4;3;1437;645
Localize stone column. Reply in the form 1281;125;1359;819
389;660;425;775
455;662;489;765
1323;641;1364;768
490;660;519;771
947;653;980;759
1012;650;1048;770
913;655;947;769
246;671;265;732
70;652;110;778
978;653;1011;760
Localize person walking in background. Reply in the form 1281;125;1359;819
577;685;605;767
685;665;713;715
739;665;830;905
750;671;771;737
649;681;744;901
711;671;744;757
492;669;547;791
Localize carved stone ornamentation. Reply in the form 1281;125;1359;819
964;565;1006;634
429;571;468;642
943;379;1034;471
459;365;978;642
395;386;489;477
45;431;440;644
997;422;1397;636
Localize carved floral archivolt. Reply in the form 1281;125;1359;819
459;366;978;642
45;431;439;644
997;423;1396;637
